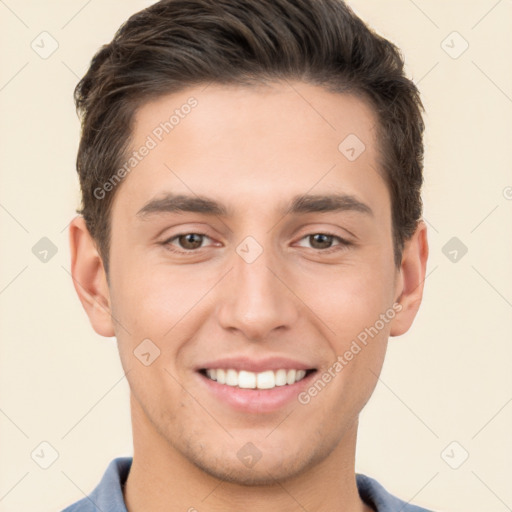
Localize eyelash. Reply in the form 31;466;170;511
161;232;352;255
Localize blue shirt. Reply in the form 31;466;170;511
62;457;434;511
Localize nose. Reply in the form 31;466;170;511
216;241;299;342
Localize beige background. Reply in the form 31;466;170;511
1;1;511;511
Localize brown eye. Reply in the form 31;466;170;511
308;233;335;250
296;233;352;253
163;233;212;253
175;233;205;250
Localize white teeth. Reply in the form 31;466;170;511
238;370;256;389
203;368;310;389
275;369;288;386
296;369;306;381
225;369;238;386
256;370;275;389
216;369;226;384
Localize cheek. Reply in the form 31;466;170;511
108;258;219;391
305;282;391;421
301;261;394;402
309;262;395;342
109;252;207;337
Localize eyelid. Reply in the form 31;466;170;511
293;224;355;243
162;230;353;255
163;232;216;251
294;232;352;252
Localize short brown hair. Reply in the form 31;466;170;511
74;0;424;275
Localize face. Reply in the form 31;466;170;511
102;81;404;483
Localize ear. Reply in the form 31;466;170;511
389;220;429;337
68;216;115;337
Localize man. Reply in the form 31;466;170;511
64;0;432;510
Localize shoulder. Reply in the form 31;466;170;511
60;457;133;512
356;473;435;512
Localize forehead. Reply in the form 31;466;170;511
112;81;388;219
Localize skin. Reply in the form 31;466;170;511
69;80;428;512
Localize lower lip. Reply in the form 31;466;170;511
197;370;317;414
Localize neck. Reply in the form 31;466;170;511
123;395;372;512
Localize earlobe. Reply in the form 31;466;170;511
69;216;115;338
389;221;429;337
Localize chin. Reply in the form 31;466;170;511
181;438;327;487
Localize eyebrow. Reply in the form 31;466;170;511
136;192;373;219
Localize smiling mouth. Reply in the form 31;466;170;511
198;368;317;390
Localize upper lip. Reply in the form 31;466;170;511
197;356;317;373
